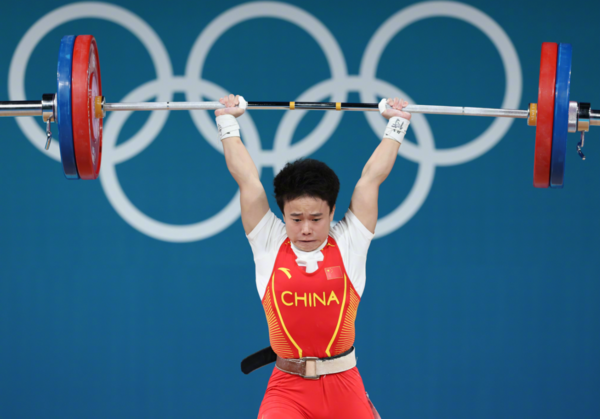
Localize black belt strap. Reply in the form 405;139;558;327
241;346;355;375
241;346;277;375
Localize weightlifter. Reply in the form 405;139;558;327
216;94;411;418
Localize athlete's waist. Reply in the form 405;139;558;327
275;346;356;379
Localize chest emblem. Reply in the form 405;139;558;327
325;266;343;280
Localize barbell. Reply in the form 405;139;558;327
0;36;597;187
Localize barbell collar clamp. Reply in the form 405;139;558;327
41;94;56;150
41;93;56;123
568;101;578;133
578;102;591;132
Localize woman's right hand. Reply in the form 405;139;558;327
215;94;245;118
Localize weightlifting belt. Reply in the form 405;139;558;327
241;346;356;379
276;347;356;379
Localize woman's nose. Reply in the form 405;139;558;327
301;222;311;235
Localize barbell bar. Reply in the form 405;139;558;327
0;99;540;118
0;36;596;188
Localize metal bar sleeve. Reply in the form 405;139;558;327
591;110;600;126
0;101;43;116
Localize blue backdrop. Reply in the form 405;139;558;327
1;1;599;418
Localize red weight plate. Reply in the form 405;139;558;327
533;43;558;188
72;35;103;180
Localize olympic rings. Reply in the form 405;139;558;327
9;1;522;242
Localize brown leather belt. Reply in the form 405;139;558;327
275;347;356;379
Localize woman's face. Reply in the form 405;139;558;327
283;196;335;252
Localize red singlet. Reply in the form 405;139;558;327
258;237;375;419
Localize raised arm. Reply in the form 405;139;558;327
349;98;411;233
216;94;269;234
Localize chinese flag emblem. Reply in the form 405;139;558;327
325;266;343;280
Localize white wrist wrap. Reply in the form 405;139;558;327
383;116;410;144
216;114;240;141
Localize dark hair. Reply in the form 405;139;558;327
273;159;340;214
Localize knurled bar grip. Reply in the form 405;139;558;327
101;101;530;119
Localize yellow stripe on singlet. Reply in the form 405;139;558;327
271;273;303;358
325;274;347;357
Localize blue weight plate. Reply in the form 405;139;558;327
550;43;572;188
57;35;79;179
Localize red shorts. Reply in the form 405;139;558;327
258;366;375;419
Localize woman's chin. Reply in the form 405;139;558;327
295;240;318;252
